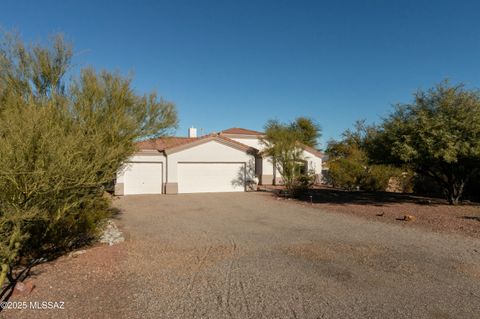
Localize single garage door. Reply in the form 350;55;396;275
124;162;163;195
177;163;245;193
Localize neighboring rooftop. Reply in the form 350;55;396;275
221;127;264;135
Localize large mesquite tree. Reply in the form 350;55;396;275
365;82;480;204
0;34;177;287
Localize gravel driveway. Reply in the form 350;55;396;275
113;192;480;319
3;192;480;318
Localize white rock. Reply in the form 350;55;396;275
68;250;87;258
99;220;124;245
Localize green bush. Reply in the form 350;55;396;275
363;165;408;192
326;124;413;192
0;34;177;287
290;169;317;197
328;158;365;190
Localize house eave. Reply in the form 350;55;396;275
164;136;258;156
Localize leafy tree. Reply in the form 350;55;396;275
0;33;177;287
365;82;480;204
261;119;320;196
290;117;321;147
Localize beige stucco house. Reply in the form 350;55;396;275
115;127;323;195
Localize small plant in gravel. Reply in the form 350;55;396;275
0;32;177;288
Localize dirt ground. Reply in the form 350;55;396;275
281;186;480;239
2;192;480;318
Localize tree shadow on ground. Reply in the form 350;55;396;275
107;206;123;220
0;205;124;309
289;187;472;207
460;216;480;222
0;259;39;313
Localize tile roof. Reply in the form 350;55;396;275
135;129;322;157
136;133;259;154
135;136;197;151
221;127;264;135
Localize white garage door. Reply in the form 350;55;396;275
178;163;245;193
124;162;163;195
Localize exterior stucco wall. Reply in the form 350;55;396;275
229;136;323;184
260;149;323;185
302;149;323;183
230;137;264;150
261;156;275;184
229;137;276;185
302;149;322;173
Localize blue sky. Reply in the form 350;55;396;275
2;0;480;148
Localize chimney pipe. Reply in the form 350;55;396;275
188;127;197;138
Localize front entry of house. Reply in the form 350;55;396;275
177;162;245;193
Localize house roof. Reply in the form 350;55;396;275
299;143;324;157
221;127;264;135
136;133;259;155
136;136;196;151
135;128;323;158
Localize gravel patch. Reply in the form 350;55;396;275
283;187;480;239
2;192;480;318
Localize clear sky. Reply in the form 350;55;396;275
2;0;480;148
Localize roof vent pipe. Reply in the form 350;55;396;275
188;127;197;138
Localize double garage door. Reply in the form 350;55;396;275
177;163;245;193
123;162;245;194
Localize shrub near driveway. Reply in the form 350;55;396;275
0;33;177;288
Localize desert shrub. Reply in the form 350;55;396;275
328;158;365;190
362;165;410;192
326;122;413;192
328;159;409;192
290;169;317;197
388;171;415;193
0;34;177;287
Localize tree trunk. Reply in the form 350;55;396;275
0;263;9;289
446;181;465;205
0;228;22;288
